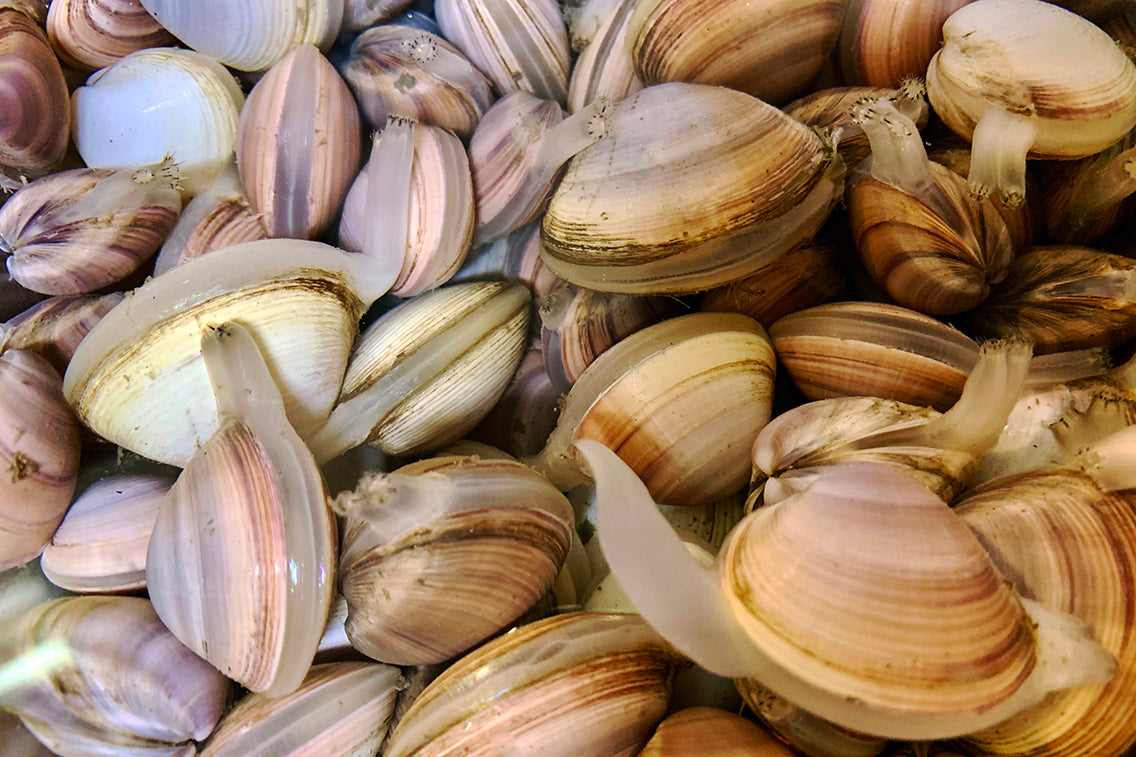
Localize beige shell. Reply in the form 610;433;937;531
957;471;1136;756
970;245;1136;354
200;663;402;757
535;312;776;506
340;25;492;138
470;339;562;457
40;474;170;593
63;239;388;468
383;612;681;757
626;0;844;105
541;82;843;295
0;8;69;181
136;0;342;72
435;0;570;103
838;0;969;87
145;322;337;696
237;44;362;240
0;349;80;570
567;0;643;113
46;0;177;70
3;595;230;757
769;301;980;412
335;455;574;665
0;292;123;376
308;280;530;463
639;708;795;756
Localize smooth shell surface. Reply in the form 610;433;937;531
46;0;177;70
0;9;69;179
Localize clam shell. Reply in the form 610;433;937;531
837;0;969;87
62;240;387;468
470;339;562;458
336;455;574;665
957;471;1136;756
46;0;177;70
566;0;643;113
0;292;123;376
435;0;571;103
627;0;844;104
40;474;171;593
0;349;80;570
340;25;492;137
639;708;795;756
200;663;401;757
137;0;342;72
769;301;980;412
3;595;230;757
541;82;843;294
0;8;70;179
537;312;776;506
308;280;530;462
236;44;362;240
969;245;1136;354
383;612;681;757
71;47;245;195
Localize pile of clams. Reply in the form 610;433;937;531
4;0;1136;755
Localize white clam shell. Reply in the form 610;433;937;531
72;48;245;195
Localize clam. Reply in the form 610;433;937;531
1036;128;1136;246
0;7;70;182
0;349;80;570
769;301;980;412
625;0;845;105
337;117;474;298
926;0;1136;203
0;595;230;757
0;158;182;295
956;460;1136;756
145;321;336;696
969;245;1136;354
340;25;492;138
46;0;177;70
435;0;571;103
342;0;414;30
40;474;171;593
136;0;342;71
470;339;562;458
0;292;123;376
71;47;245;195
383;612;682;757
845;94;1014;315
334;453;575;665
639;708;796;756
838;0;969;87
540;82;845;295
307;281;530;463
751;340;1032;507
200;663;401;757
236;43;362;240
567;0;643;113
63;239;389;468
582;445;1116;740
532;312;776;506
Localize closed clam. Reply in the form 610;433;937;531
0;595;230;757
236;43;362;240
0;158;182;295
0;292;123;375
46;0;177;70
308;280;530;463
533;312;776;506
200;662;402;757
626;0;845;105
769;301;980;412
340;25;492;138
926;0;1136;203
639;708;795;756
137;0;341;71
582;444;1116;740
470;339;562;458
72;47;245;195
383;612;682;757
0;349;80;570
540;82;844;294
0;7;69;183
838;0;969;87
334;453;574;665
1036;129;1136;246
567;0;643;113
146;322;336;696
63;239;389;468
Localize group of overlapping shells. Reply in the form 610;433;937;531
3;0;1136;754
